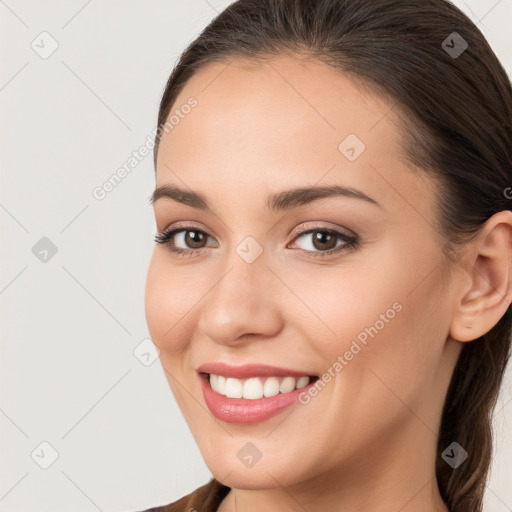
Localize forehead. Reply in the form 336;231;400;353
155;54;433;221
159;54;400;157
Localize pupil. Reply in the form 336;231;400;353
313;231;336;250
186;230;205;248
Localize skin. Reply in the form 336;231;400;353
145;54;512;512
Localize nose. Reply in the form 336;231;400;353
197;250;284;347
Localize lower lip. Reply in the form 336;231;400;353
199;373;316;424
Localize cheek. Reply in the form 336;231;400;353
285;270;446;460
144;252;197;356
145;254;200;410
280;257;406;358
144;256;168;348
286;246;448;399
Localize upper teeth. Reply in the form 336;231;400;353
209;374;311;399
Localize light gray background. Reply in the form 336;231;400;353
0;1;511;511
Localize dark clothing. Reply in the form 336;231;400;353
140;478;231;512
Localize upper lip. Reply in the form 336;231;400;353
197;362;317;379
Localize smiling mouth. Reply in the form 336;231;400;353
200;372;319;400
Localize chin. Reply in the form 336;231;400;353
205;452;311;491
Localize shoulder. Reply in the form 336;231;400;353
137;477;231;512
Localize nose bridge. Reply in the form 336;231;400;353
214;232;269;302
197;238;282;344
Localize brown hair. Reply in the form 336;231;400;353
153;1;512;510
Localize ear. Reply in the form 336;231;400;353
450;210;512;343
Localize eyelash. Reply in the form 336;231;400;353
154;223;359;259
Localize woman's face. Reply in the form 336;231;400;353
145;55;462;491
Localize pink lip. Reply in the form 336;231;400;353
196;362;316;379
198;373;318;425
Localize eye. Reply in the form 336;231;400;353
154;223;359;259
288;224;358;257
154;226;216;257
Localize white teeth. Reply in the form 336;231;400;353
263;377;280;397
210;374;226;394
208;374;312;399
243;377;263;399
216;375;226;394
279;376;296;394
225;377;243;398
296;376;309;389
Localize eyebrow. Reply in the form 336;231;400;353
149;184;381;212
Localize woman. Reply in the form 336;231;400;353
142;0;512;510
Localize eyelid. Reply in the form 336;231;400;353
292;221;356;238
158;221;216;241
159;220;208;233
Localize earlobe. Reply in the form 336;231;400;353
449;210;512;343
